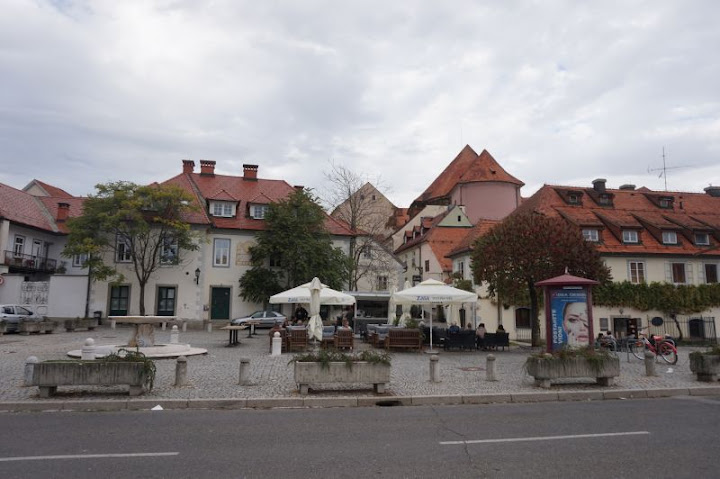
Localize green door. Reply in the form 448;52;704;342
109;285;130;316
157;287;176;316
211;287;230;320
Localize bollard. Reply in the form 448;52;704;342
239;358;250;385
170;325;179;344
486;354;497;382
175;356;188;386
271;332;282;356
644;351;657;376
24;356;39;386
110;319;116;329
429;354;440;382
182;321;187;332
81;338;96;360
206;321;213;333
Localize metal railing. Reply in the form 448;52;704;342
3;251;57;273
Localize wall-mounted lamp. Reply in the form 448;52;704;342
194;268;201;285
619;308;624;315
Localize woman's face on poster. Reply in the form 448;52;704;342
563;302;589;346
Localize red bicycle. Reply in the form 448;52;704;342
629;333;678;364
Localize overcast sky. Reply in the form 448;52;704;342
2;0;719;208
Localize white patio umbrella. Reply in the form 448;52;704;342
397;280;412;327
393;279;478;352
307;277;323;342
269;281;356;305
387;285;397;325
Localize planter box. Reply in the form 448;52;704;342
19;319;56;335
526;356;620;389
30;361;149;397
294;361;391;395
689;353;720;382
64;318;99;332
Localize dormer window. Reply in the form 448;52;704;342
582;229;599;242
211;201;235;217
659;198;672;208
662;231;678;245
695;233;710;246
598;194;611;205
622;230;639;244
251;204;269;219
568;194;580;204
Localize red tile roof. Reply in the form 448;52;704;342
0;183;56;231
446;219;500;257
37;196;86;233
27;180;74;198
413;145;524;207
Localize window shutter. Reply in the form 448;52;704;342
626;261;632;281
664;262;672;283
700;263;706;284
686;262;693;285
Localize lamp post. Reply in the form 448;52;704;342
194;268;201;285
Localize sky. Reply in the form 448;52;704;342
1;0;719;208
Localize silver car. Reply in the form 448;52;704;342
230;311;286;328
0;305;40;333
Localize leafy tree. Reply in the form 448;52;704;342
63;181;199;315
471;212;611;346
238;188;350;303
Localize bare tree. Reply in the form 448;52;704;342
324;162;399;291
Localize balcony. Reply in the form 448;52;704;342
3;251;57;274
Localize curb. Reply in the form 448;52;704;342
1;386;719;413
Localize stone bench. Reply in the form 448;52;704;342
28;360;150;397
64;318;99;332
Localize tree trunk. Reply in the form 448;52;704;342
138;281;146;316
529;282;541;347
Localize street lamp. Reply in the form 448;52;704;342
194;268;201;284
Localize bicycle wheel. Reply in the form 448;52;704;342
658;342;678;365
629;340;646;360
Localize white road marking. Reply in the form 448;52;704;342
0;452;179;462
440;431;650;445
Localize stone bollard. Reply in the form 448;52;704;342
81;338;96;360
429;354;440;382
271;332;282;356
175;356;188;386
24;356;39;386
110;319;116;329
238;358;251;385
486;354;497;382
170;325;179;344
206;321;213;333
644;351;657;376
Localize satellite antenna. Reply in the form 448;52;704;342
647;147;688;191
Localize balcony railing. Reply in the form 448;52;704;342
3;251;57;273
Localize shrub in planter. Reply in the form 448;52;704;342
525;346;620;389
689;346;720;382
291;349;391;395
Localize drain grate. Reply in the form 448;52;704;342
376;400;402;407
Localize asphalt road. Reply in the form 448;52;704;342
2;396;719;479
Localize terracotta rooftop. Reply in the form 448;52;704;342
446;219;500;257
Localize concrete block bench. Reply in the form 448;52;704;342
28;360;150;397
64;318;99;332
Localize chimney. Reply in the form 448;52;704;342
199;160;216;176
182;160;195;174
243;164;258;180
57;202;70;222
294;185;304;191
619;184;636;191
592;178;607;193
705;186;720;197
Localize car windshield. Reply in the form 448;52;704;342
250;312;264;318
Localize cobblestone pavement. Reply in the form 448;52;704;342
0;324;716;404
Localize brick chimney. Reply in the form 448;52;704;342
182;160;195;174
57;202;70;222
705;186;720;197
243;164;258;180
592;178;607;193
619;184;636;191
200;160;216;176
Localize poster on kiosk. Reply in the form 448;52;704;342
550;287;589;351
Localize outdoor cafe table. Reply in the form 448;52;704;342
108;316;174;347
220;325;246;346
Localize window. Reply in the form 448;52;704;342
582;229;599;242
251;205;269;219
211;201;234;217
628;261;646;284
659;198;671;208
213;238;230;266
159;237;178;265
116;236;132;262
269;256;282;267
622;230;639;243
156;287;176;316
361;244;372;258
424;260;430;272
671;262;686;284
568;194;579;204
457;261;465;278
599;317;609;331
376;275;388;291
13;236;24;256
598;195;611;205
705;264;718;284
515;308;531;329
695;233;710;246
72;254;88;267
662;231;677;244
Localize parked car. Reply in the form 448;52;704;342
230;311;286;328
0;305;40;332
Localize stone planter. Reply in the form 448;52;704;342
294;361;391;395
689;353;720;382
29;361;150;397
18;319;56;335
64;318;99;332
525;356;620;389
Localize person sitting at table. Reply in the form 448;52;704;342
294;305;308;323
476;322;487;350
496;324;506;333
339;318;351;330
448;322;460;333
